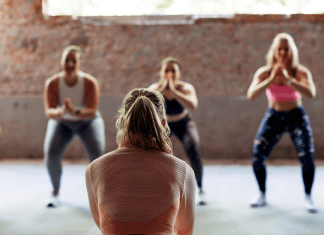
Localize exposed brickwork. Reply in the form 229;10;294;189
1;0;324;160
1;0;324;97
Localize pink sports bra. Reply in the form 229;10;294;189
266;84;301;102
265;68;301;102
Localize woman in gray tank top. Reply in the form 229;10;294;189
43;45;105;207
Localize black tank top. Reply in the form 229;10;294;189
164;98;185;115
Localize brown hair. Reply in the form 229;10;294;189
160;57;182;71
116;88;172;154
266;33;299;68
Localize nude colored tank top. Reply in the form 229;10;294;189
85;147;196;235
58;72;85;121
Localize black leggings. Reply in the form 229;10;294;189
252;106;315;195
168;115;203;188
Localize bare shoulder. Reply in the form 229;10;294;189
254;66;271;80
178;80;195;91
295;65;313;84
82;72;99;85
148;82;159;90
45;73;61;88
296;64;311;76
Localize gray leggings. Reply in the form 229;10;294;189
44;114;105;190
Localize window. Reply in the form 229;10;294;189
44;0;324;16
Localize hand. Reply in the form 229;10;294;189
269;64;282;80
157;78;168;92
55;103;67;119
167;76;176;92
270;65;287;86
282;69;291;81
64;98;76;114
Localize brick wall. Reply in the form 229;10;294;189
1;0;324;160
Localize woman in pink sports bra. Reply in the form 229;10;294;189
247;33;317;213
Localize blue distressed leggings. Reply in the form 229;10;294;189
44;115;105;190
252;106;315;195
168;114;203;188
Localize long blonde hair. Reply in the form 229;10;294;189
266;33;299;68
116;88;172;154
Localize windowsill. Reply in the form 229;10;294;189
40;14;324;25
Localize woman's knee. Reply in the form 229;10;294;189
45;152;61;169
252;143;268;170
187;121;200;147
253;140;267;157
252;155;267;170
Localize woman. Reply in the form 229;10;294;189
247;33;317;213
44;45;105;207
86;88;196;235
148;57;206;205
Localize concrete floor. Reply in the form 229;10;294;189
1;161;324;235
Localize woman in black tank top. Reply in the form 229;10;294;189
148;57;206;205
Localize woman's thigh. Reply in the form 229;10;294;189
77;116;106;160
253;109;287;158
44;119;74;155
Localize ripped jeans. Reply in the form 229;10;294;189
252;106;315;195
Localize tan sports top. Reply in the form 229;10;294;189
85;146;196;235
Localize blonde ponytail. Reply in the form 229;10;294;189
116;88;172;154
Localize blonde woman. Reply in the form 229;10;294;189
86;88;196;235
149;57;206;205
247;33;317;213
44;45;105;207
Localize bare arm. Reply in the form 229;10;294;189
149;79;198;111
148;79;168;93
85;165;101;228
44;75;66;120
174;165;196;235
286;67;316;99
148;82;161;92
169;80;198;111
247;67;274;101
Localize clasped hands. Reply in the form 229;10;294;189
59;98;78;116
157;75;177;97
269;64;292;86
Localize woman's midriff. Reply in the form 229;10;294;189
268;99;302;111
167;109;188;123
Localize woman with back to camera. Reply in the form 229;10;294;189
44;45;105;207
85;88;196;235
247;33;317;213
148;57;206;205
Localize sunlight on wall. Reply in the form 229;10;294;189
44;0;324;16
